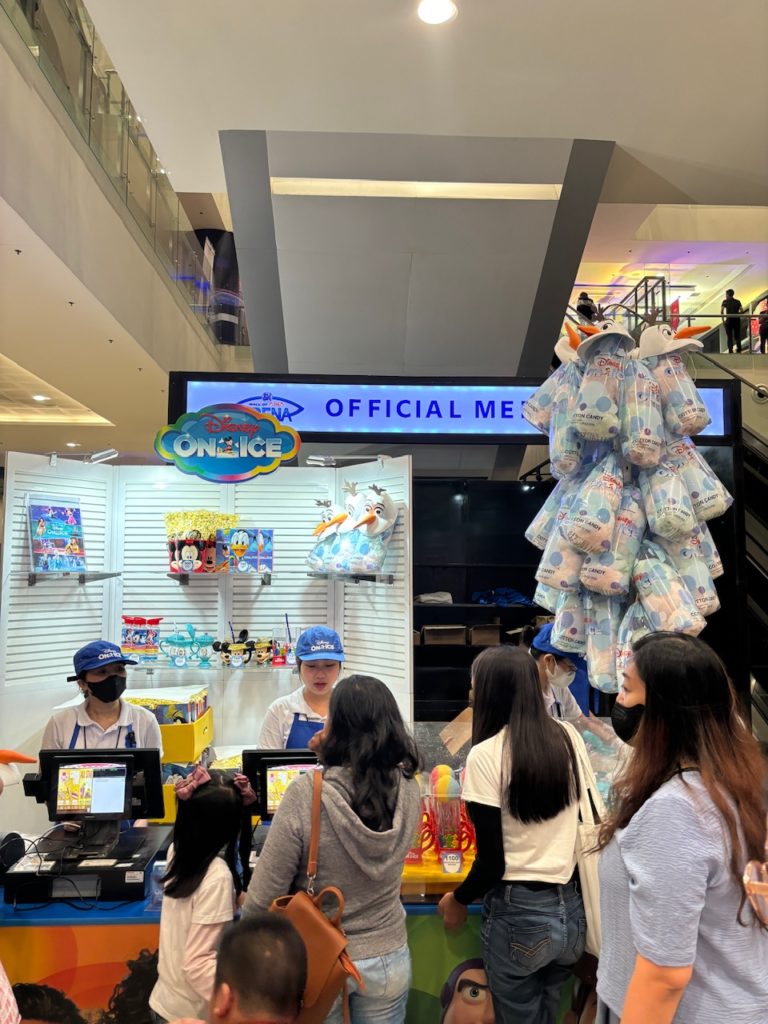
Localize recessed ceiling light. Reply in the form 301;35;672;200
271;178;561;201
417;0;458;24
32;394;50;402
66;442;81;448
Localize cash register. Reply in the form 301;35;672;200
5;748;168;904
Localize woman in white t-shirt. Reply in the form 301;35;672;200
258;626;345;749
438;646;591;1024
150;767;246;1023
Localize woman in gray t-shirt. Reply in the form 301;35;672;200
597;632;768;1024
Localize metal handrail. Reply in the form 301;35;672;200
692;351;768;400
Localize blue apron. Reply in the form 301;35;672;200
285;714;323;750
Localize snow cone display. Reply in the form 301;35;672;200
525;313;731;693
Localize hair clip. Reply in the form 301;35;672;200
175;763;211;801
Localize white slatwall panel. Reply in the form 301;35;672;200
231;470;335;639
337;457;413;723
0;454;114;689
114;468;223;641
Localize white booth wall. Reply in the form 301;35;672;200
0;452;412;832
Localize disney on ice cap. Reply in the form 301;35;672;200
531;623;586;670
68;640;137;680
296;626;345;663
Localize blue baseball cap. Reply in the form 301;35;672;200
295;626;345;663
531;623;586;671
68;640;137;680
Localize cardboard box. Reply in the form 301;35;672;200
469;624;501;646
422;625;467;645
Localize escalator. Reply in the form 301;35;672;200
743;430;768;750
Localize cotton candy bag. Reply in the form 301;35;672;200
655;535;720;616
631;540;706;635
552;590;587;654
621;358;664;468
584;593;623;693
535;488;585;592
534;582;560;613
666;436;733;522
523;364;577;434
549;361;584;479
650;353;711;436
696;521;724;578
525;477;579;551
616;601;652;678
561;453;624;554
638;459;696;540
580;486;646;596
571;340;626;441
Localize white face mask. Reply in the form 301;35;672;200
547;662;576;689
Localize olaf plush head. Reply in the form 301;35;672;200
337;482;364;534
353;485;398;537
312;500;347;540
0;749;36;790
576;312;636;359
638;322;707;359
554;323;584;365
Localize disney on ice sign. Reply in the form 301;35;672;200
154;404;300;482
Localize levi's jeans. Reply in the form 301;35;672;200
481;877;586;1024
325;943;411;1024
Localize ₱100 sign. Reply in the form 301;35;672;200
154;404;300;482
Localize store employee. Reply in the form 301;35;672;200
258;626;345;749
41;640;162;753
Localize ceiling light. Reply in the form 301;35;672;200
417;0;458;24
271;178;561;201
84;448;119;464
32;394;50;402
65;442;81;448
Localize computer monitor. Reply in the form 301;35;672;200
51;759;132;822
26;749;165;821
241;749;319;821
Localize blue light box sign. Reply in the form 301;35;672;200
183;378;727;441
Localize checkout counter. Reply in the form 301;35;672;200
0;723;621;1024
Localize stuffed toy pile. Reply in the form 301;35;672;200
524;316;731;693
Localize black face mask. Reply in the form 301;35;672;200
87;675;127;704
611;701;645;744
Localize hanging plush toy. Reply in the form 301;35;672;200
638;321;710;436
570;318;635;441
523;324;583;434
306;499;348;571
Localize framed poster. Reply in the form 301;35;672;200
26;496;87;573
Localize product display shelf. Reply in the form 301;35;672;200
21;571;122;586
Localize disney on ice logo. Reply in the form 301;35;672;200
238;392;305;423
154;404;300;482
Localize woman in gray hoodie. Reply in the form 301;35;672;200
242;674;421;1024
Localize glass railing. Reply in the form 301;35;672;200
0;0;212;334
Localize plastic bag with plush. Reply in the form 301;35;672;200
571;342;626;442
631;540;706;635
523;363;578;434
638;459;696;540
655;534;720;616
535;488;585;593
650;353;711;436
560;453;624;554
525;476;579;551
584;593;623;693
621;358;664;468
552;590;587;654
549;362;585;479
580;485;646;596
616;600;652;678
665;436;733;522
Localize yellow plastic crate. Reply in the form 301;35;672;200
160;707;213;764
151;783;178;825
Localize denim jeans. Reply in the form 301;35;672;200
325;943;411;1024
481;877;586;1024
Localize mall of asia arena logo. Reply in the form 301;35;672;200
238;392;305;423
154;404;301;482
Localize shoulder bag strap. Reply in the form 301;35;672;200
307;769;323;895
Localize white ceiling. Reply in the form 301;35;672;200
87;0;768;204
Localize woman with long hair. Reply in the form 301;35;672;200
243;675;421;1024
149;770;244;1023
597;632;768;1023
439;646;592;1024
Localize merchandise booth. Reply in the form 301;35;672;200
0;364;745;1023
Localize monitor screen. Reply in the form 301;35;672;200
241;749;318;821
52;760;131;821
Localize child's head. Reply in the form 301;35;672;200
165;768;244;899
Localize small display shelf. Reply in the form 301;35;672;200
26;571;121;587
306;571;395;585
167;572;272;586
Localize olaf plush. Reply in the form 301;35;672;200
306;499;348;570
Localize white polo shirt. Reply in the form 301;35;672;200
257;687;325;749
543;685;582;723
41;700;163;753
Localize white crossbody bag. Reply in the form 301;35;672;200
560;721;606;958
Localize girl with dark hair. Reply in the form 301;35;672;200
149;769;245;1023
597;632;768;1024
439;646;593;1024
243;675;421;1024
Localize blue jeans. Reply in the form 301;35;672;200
325;944;411;1024
481;878;586;1024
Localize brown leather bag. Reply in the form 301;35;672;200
270;770;363;1024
